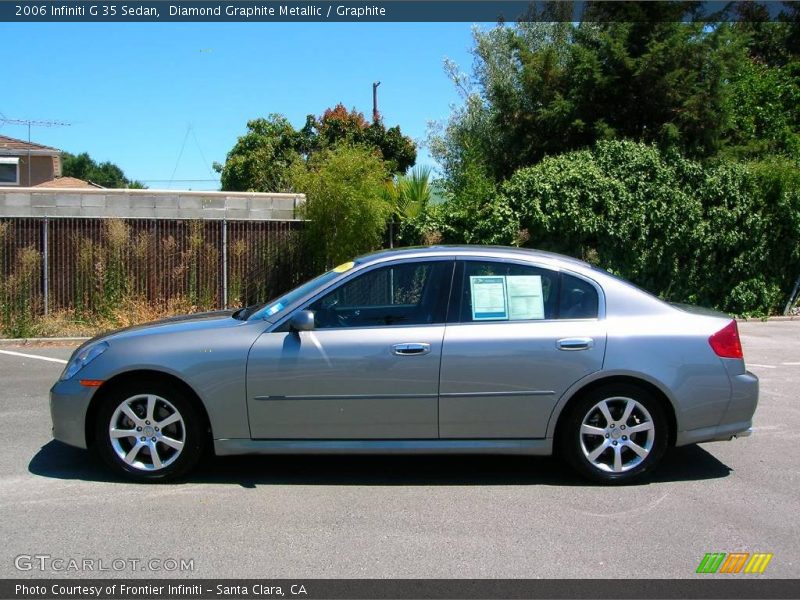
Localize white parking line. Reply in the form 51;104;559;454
0;349;67;364
748;363;777;369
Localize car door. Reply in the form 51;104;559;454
246;258;455;439
439;259;607;438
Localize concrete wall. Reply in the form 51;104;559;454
0;187;305;220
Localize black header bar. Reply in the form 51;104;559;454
3;1;799;23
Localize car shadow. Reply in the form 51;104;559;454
28;440;732;487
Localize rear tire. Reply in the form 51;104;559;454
94;380;205;482
558;383;668;484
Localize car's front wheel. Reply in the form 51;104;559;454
559;384;668;484
94;381;205;482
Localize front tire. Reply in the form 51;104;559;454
559;384;668;484
94;381;205;482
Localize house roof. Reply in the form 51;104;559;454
0;135;61;155
33;176;104;189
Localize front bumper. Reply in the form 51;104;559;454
50;378;96;449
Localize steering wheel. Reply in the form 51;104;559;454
315;297;350;328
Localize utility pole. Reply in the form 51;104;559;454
372;81;381;123
0;116;71;185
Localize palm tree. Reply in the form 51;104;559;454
385;166;432;247
395;166;432;219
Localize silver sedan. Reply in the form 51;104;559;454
50;246;758;484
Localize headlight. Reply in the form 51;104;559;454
60;342;109;381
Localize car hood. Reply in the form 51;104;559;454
83;310;242;347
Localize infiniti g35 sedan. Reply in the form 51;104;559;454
50;246;758;484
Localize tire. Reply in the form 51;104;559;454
94;380;205;482
558;383;669;484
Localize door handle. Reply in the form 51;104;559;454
556;337;594;351
392;343;431;356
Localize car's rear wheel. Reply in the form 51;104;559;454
94;381;205;482
559;384;668;484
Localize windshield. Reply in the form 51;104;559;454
248;261;356;321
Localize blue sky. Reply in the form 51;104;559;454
1;23;479;190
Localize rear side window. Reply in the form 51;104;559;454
453;261;599;322
456;261;559;322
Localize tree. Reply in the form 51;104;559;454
217;104;417;192
732;2;800;67
724;59;800;160
388;165;432;220
61;152;145;188
305;103;417;174
365;122;417;175
383;166;433;247
429;19;791;186
214;115;302;192
292;145;392;269
315;104;371;146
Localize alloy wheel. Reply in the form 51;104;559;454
108;394;186;472
578;396;656;473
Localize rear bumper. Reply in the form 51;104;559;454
675;370;758;446
724;370;760;424
675;420;754;445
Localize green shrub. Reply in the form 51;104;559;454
293;145;392;270
498;140;800;315
698;158;800;313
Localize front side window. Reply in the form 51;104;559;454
308;261;453;329
454;261;599;322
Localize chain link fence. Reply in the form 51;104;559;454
0;217;310;336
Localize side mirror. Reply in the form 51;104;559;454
289;310;315;332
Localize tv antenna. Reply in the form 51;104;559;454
0;113;71;185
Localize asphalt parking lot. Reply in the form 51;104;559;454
0;320;798;579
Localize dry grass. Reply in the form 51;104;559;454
0;296;210;339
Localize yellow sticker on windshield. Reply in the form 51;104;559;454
332;261;355;273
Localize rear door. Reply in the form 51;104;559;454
438;259;607;438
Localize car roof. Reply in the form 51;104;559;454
357;245;595;272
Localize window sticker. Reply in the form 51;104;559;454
506;275;545;320
332;261;355;273
469;276;508;320
265;302;284;316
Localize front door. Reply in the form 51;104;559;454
246;259;454;439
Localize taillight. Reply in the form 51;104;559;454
709;320;743;359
